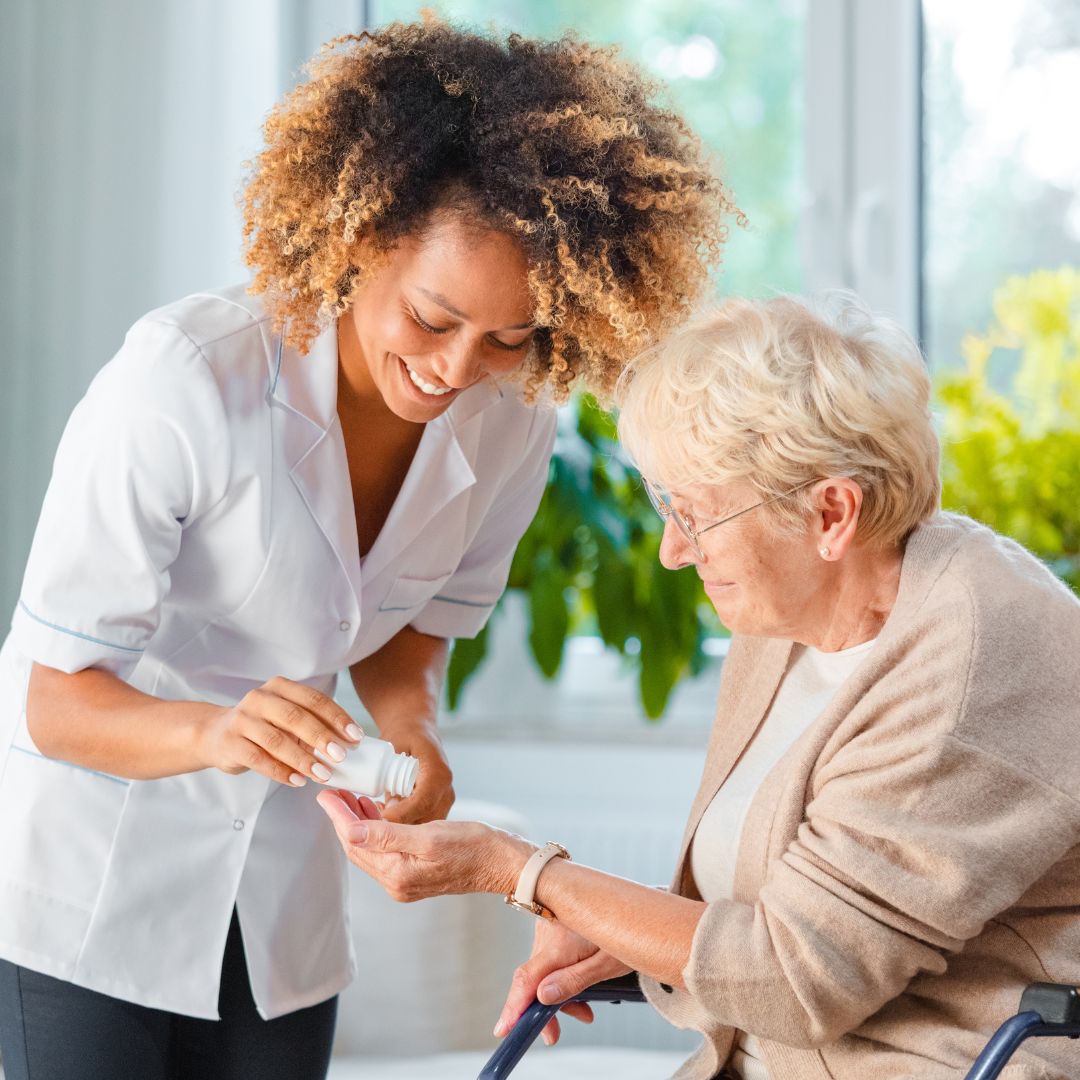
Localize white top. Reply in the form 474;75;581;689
0;285;556;1019
690;637;878;1080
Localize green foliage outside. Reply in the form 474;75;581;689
939;266;1080;591
446;397;719;719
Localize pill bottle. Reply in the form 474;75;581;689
315;737;418;798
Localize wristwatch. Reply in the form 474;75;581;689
505;841;571;919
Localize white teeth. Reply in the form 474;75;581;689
404;362;452;396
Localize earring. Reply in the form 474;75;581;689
819;546;831;558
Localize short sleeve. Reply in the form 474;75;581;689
11;319;230;679
409;407;557;640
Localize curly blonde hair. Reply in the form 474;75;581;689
241;18;741;401
616;293;941;548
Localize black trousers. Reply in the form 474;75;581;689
0;911;338;1080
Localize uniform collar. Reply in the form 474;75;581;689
266;321;508;600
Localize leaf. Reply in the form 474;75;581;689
445;619;490;711
527;559;570;679
637;625;684;719
592;538;636;649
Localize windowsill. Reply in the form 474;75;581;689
437;635;729;748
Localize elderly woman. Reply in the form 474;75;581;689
319;293;1080;1080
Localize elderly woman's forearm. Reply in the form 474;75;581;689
524;855;704;989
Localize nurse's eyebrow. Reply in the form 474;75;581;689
416;287;533;331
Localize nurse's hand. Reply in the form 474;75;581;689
374;716;455;825
198;676;363;786
316;789;534;900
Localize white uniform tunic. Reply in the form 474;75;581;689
0;285;556;1019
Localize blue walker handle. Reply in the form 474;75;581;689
480;976;1080;1080
477;975;646;1079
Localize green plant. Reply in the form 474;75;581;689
938;266;1080;591
447;395;720;718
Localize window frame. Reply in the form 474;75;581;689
803;0;923;341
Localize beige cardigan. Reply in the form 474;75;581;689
640;513;1080;1080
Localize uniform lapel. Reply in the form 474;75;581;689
269;326;363;623
673;635;793;895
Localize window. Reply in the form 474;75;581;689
922;0;1080;369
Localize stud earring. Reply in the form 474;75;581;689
819;546;831;558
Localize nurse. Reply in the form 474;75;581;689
0;17;735;1080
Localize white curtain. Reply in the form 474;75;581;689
0;0;365;615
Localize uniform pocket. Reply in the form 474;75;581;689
0;746;130;911
377;572;454;613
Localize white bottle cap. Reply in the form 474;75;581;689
385;751;419;799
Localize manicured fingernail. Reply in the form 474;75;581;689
542;1031;553;1046
288;773;307;787
540;981;561;1001
325;741;346;762
345;724;363;741
312;762;332;781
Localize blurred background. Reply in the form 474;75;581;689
1;0;1078;1071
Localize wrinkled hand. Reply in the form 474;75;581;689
374;719;454;824
198;676;362;786
317;789;534;900
494;918;631;1046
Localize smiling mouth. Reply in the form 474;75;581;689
398;356;454;397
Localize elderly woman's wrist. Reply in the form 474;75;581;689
489;831;538;896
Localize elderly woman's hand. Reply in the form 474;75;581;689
316;789;535;900
494;918;631;1045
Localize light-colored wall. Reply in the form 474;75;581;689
0;0;366;620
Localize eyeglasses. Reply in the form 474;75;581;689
642;477;820;559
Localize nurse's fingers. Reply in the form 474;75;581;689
240;685;353;765
263;677;363;746
199;704;322;787
232;735;312;789
232;709;334;783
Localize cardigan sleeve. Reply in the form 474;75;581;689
677;565;1080;1048
682;735;1080;1047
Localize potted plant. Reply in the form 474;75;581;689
447;395;720;719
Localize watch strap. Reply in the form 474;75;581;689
505;841;571;919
